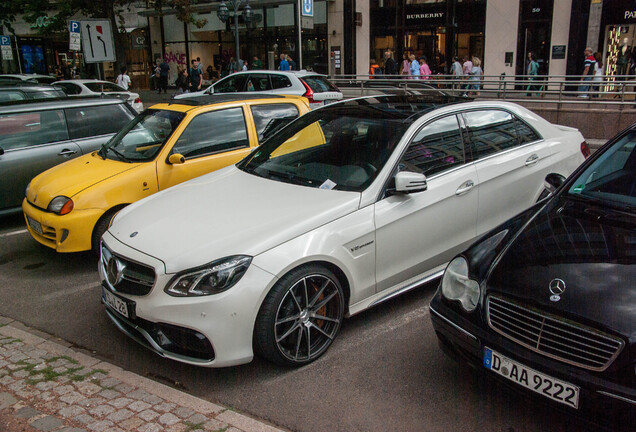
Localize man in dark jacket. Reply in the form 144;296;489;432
383;50;397;77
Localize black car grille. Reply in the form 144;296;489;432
101;243;155;296
487;295;624;371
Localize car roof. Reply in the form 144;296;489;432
163;93;301;108
0;95;128;112
53;79;109;84
0;83;60;91
0;73;54;80
222;70;329;79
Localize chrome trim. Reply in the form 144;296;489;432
486;296;624;372
429;305;478;342
370;269;444;308
104;306;213;365
597;391;636;406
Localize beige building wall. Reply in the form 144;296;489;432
549;0;573;77
328;0;345;75
484;0;520;78
356;1;370;76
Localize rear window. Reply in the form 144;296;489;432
65;104;134;139
301;76;339;93
85;82;126;92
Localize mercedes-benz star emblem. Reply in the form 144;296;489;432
106;256;126;287
549;278;566;302
130;232;138;238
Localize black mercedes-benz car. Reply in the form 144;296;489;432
430;124;636;427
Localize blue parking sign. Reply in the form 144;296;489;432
70;20;80;34
0;35;10;46
302;0;313;17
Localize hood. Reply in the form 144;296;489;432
109;166;361;273
27;153;140;206
486;196;636;340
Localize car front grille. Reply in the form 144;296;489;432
486;295;624;372
101;243;155;296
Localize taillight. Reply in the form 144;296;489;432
580;141;591;159
300;79;315;104
134;97;141;103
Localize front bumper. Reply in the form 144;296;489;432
22;199;104;252
429;291;636;425
99;232;276;367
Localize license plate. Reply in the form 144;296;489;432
27;216;42;235
484;347;580;409
102;286;131;319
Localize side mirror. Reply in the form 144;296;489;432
206;86;214;94
168;153;185;165
544;173;565;194
394;171;427;194
0;146;4;156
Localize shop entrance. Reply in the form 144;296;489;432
516;0;554;77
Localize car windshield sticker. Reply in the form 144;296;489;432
572;184;585;193
319;179;337;190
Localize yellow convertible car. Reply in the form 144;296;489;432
23;94;310;253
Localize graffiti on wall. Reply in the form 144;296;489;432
164;51;186;66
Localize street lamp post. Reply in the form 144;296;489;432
217;0;254;66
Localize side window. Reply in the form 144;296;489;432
0;90;26;102
65;104;133;139
464;110;519;159
250;103;300;143
247;74;272;92
55;83;81;95
214;75;248;93
0;110;69;150
173;107;249;159
400;115;465;176
270;75;292;89
515;117;541;144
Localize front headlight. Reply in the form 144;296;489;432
48;196;74;215
165;255;252;297
25;182;30;198
441;257;480;312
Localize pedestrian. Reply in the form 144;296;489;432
279;53;290;71
469;56;482;96
287;55;297;71
525;51;539;96
419;56;432;80
577;47;596;98
197;57;203;74
115;66;131;90
242;59;248;71
174;66;189;95
401;53;411;78
252;56;263;69
229;57;240;74
369;59;381;78
189;59;202;93
449;56;462;91
410;54;420;79
383;50;397;77
158;58;170;94
461;56;473;95
153;59;161;91
592;51;603;98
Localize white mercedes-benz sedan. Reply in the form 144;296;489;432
99;95;589;367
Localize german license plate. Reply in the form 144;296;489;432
484;347;580;409
27;216;42;235
102;286;131;319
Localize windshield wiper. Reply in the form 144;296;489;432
106;146;133;163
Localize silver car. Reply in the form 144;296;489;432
0;97;136;214
174;70;342;109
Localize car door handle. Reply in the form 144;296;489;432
455;180;475;196
525;154;540;166
58;149;77;156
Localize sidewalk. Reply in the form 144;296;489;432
0;316;286;432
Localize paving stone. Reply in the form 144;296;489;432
76;382;102;396
59;405;86;418
106;408;134;422
0;375;15;385
98;377;121;388
203;418;229;431
114;383;135;394
138;423;163;432
154;401;177;412
73;414;94;424
98;389;121;400
127;389;151;401
108;397;133;408
88;404;116;417
54;384;76;395
37;391;56;402
12;369;29;378
30;415;64;431
138;409;160;421
15;406;41;419
35;381;57;391
86;420;115;432
143;394;163;405
88;372;108;381
16;388;42;399
118;416;145;431
79;397;106;408
127;400;151;412
60;391;86;404
58;428;89;432
8;381;27;391
158;412;180;426
166;424;188;432
173;406;195;419
185;413;208;424
0;392;17;409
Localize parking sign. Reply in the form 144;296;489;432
302;0;313;17
69;20;81;51
0;35;12;61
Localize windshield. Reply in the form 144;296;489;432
85;82;127;93
238;105;408;192
102;109;185;162
567;131;636;209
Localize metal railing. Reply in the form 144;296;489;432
329;74;636;109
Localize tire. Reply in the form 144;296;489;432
91;208;122;255
254;264;345;367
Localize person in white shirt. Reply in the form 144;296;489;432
116;66;131;90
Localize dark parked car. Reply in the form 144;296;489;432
430;124;636;428
0;96;136;215
0;83;66;102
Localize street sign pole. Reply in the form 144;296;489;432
14;36;22;73
297;0;303;70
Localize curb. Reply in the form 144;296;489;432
0;316;287;432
